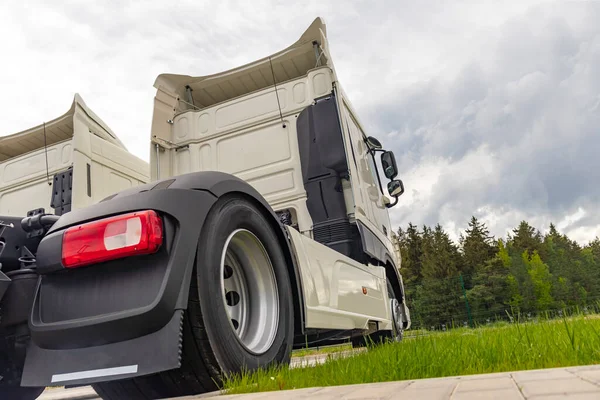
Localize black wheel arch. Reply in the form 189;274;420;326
165;172;306;336
383;256;405;304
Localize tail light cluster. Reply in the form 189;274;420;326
61;210;163;268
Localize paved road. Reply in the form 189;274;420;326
39;365;600;399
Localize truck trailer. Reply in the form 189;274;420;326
0;17;410;400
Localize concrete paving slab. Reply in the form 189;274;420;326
458;371;512;381
517;377;599;398
452;388;524;400
567;364;600;372
455;376;516;392
42;365;600;400
527;394;600;399
315;381;411;400
571;369;600;384
186;365;600;400
397;383;457;400
513;368;575;382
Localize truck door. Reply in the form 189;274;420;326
339;101;391;244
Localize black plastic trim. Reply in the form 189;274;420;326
355;221;405;302
50;167;73;216
0;215;41;272
0;272;38;328
0;270;10;303
356;220;390;265
86;163;91;197
296;92;366;264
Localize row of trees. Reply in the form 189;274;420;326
394;218;600;329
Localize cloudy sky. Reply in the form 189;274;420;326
1;0;599;244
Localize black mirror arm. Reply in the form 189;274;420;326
385;196;399;208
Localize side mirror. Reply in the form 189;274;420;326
381;151;398;179
366;136;383;150
388;180;404;197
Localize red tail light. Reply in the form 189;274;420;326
62;210;163;269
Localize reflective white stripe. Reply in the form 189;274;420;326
51;365;138;383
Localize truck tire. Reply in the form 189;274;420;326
0;386;44;400
351;279;403;348
93;195;294;399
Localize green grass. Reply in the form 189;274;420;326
224;315;600;394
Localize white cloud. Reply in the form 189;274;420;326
368;1;600;243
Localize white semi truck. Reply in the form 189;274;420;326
0;17;409;400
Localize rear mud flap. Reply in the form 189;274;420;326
21;310;183;387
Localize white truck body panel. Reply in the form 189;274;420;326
286;227;392;330
0;94;149;216
0;141;71;217
157;67;333;235
149;18;399;332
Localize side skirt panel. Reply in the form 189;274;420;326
286;227;392;331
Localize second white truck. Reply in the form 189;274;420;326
0;17;410;400
0;93;149;217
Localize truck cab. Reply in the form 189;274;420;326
151;18;409;327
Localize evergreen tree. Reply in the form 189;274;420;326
422;224;462;279
417;224;465;327
467;239;510;323
543;224;591;307
581;237;600;304
587;237;600;260
401;223;423;285
414;277;465;328
460;216;495;288
509;221;543;255
504;221;544;313
394;224;424;324
506;273;524;312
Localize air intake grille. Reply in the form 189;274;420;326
313;218;355;245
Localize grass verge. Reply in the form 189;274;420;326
224;315;600;394
291;344;352;358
